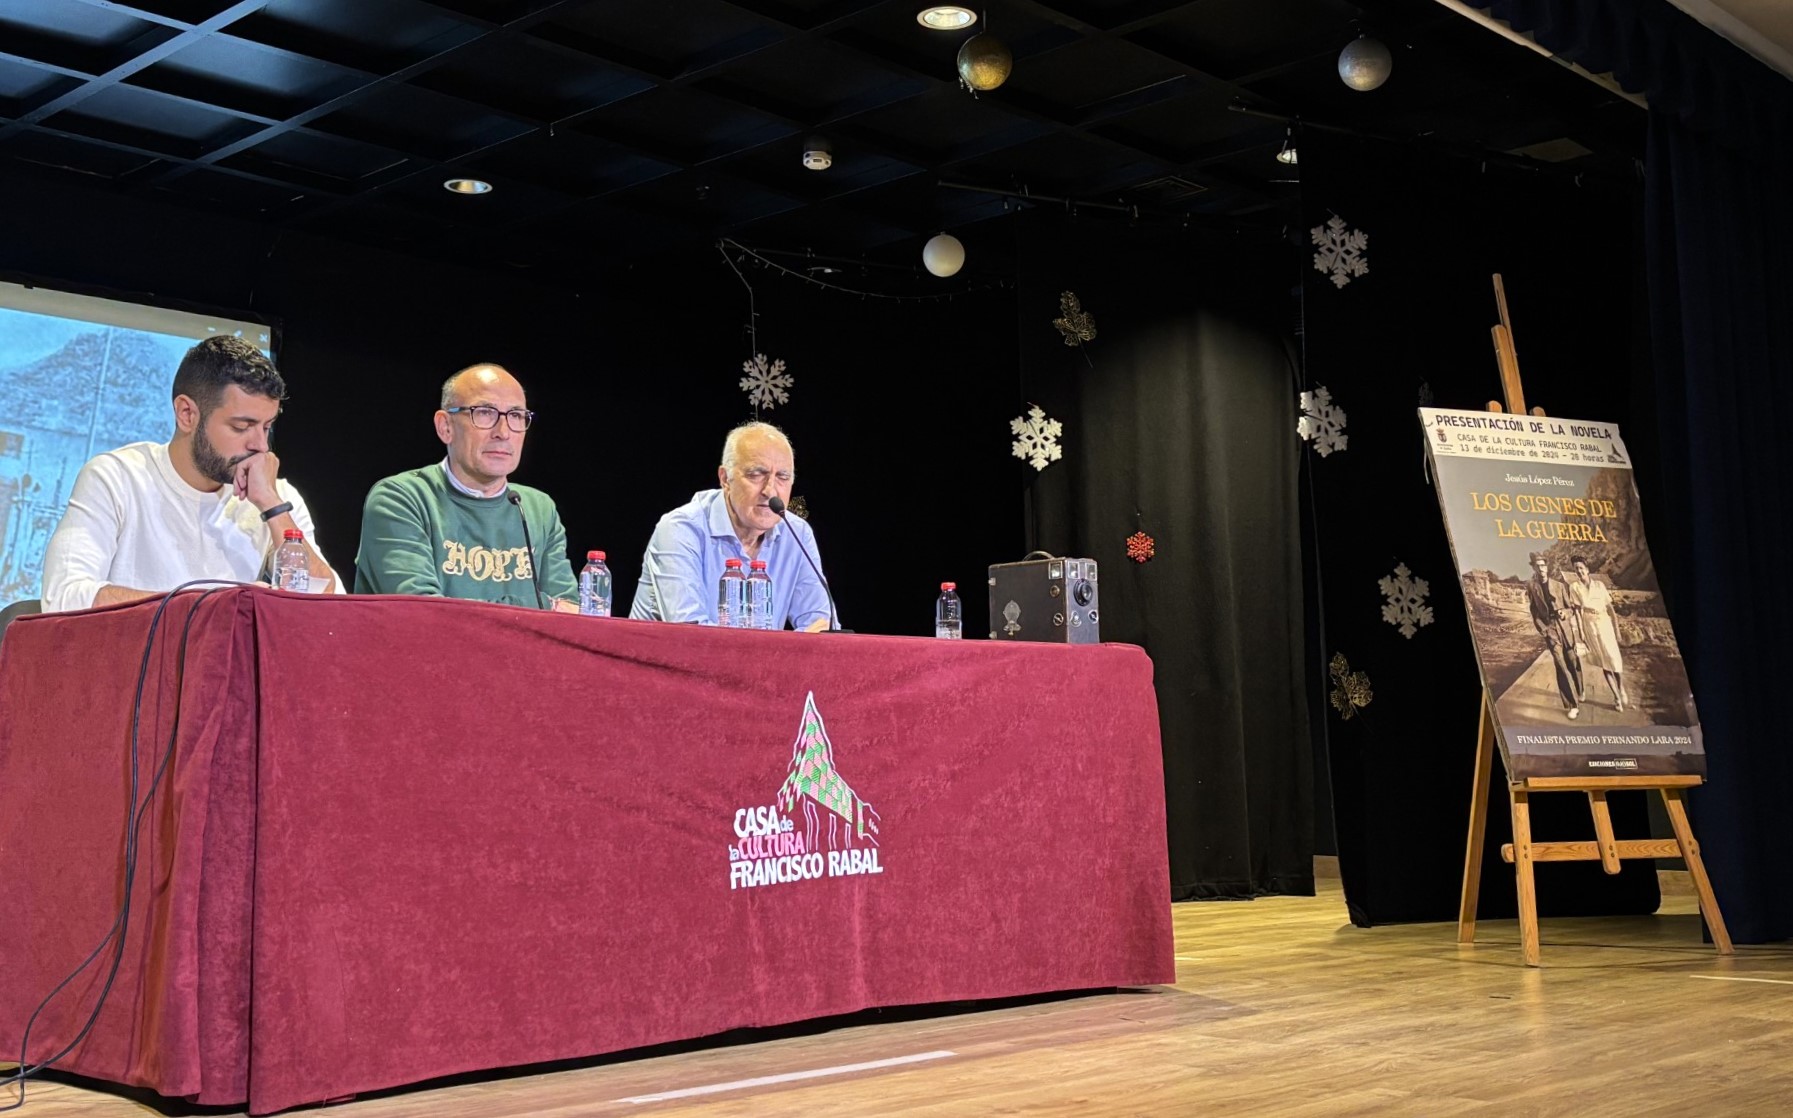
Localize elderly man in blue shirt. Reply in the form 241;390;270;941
630;421;835;631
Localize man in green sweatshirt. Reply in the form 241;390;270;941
354;364;580;610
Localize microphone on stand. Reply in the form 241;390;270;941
507;490;546;610
768;496;848;633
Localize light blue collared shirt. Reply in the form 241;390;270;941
629;488;834;629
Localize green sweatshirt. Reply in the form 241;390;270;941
354;465;580;608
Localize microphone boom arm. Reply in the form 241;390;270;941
507;491;547;610
768;496;842;632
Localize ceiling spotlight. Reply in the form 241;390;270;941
443;178;492;194
917;6;977;30
922;232;965;278
957;33;1013;93
1275;128;1298;165
802;136;833;171
1338;34;1393;92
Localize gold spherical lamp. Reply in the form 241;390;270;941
957;33;1013;93
1338;34;1393;92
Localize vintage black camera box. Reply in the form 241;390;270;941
987;557;1100;644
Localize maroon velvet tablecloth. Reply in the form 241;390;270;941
0;588;1173;1114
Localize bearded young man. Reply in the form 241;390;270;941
40;335;340;612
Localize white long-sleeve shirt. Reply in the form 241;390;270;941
40;441;340;613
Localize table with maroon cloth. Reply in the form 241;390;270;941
0;588;1173;1115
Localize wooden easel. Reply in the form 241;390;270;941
1454;276;1733;967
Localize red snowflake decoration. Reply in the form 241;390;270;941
1126;531;1156;563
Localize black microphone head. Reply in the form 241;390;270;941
506;491;522;505
767;496;787;516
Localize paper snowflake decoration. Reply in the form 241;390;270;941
1311;215;1369;289
739;353;792;412
1329;653;1373;719
1053;291;1097;346
1378;562;1434;640
1126;531;1155;563
1298;386;1348;456
1009;404;1063;472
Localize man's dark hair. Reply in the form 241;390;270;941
171;335;286;413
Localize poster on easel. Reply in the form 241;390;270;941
1421;406;1703;779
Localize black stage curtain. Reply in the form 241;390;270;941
1015;216;1313;901
1300;131;1660;925
1489;0;1793;944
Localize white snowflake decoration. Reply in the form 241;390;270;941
1009;404;1063;472
1298;385;1348;456
1378;562;1435;640
1311;215;1370;289
739;353;793;411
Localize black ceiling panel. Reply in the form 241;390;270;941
407;34;653;120
692;39;921;119
0;0;1648;278
150;163;310;216
231;0;486;71
1135;0;1359;83
573;84;792;165
540;0;779;74
997;36;1187;112
218;127;408;187
0;56;72;114
3;126;163;178
307;81;537;161
0;2;164;55
45;82;261;155
132;34;370;118
466;129;682;197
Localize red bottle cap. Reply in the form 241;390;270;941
751;560;767;570
941;581;956;591
284;529;304;540
725;558;743;568
588;550;605;561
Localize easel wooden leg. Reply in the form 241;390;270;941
1587;791;1621;874
1458;695;1496;943
1510;786;1542;967
1661;787;1735;955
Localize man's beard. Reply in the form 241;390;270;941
191;420;249;487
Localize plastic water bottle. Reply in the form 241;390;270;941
579;550;612;617
274;529;310;593
935;581;962;639
717;558;747;628
746;559;776;630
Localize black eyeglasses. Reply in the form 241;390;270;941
446;405;535;432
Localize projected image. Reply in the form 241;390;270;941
0;283;270;607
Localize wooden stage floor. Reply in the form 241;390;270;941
13;867;1793;1117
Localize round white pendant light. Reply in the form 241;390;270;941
922;233;965;277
